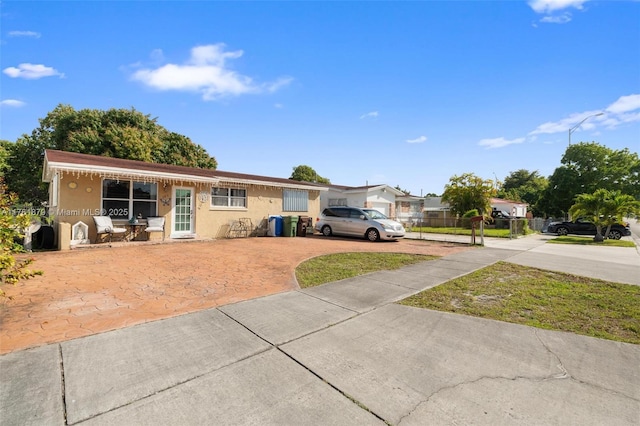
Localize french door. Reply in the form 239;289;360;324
172;187;194;236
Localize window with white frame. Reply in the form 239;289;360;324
283;189;308;212
211;187;247;208
102;179;157;219
328;198;347;206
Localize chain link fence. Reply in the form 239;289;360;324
394;215;532;237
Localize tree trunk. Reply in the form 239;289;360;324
594;225;605;242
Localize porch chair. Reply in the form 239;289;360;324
93;216;127;243
144;216;165;240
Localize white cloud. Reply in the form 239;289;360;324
274;103;284;109
3;63;64;79
360;111;379;119
540;13;572;23
406;136;427;144
130;43;292;101
482;94;638;149
528;0;589;24
529;110;605;135
478;137;525;149
606;94;640;114
149;49;165;64
528;0;587;14
0;99;26;107
264;77;294;93
8;30;41;38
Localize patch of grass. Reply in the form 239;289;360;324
548;236;635;247
410;227;517;238
296;252;437;288
399;262;640;344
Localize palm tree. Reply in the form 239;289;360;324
569;189;640;242
601;191;640;237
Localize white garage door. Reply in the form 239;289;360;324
370;202;388;216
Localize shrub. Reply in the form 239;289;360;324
0;178;42;297
461;209;479;229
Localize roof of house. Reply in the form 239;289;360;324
322;183;406;196
490;197;529;206
42;150;327;191
422;196;529;211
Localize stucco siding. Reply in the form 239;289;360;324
53;173;321;246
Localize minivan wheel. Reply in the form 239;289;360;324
608;230;622;240
321;225;333;237
366;228;380;242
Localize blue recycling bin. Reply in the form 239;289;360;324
268;215;283;236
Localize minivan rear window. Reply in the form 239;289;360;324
324;207;352;218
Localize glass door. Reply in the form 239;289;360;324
172;187;193;236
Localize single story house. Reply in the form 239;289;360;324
423;196;457;226
421;196;529;226
42;150;326;249
318;184;405;218
489;198;529;218
395;194;425;225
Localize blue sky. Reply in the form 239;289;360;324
1;0;639;196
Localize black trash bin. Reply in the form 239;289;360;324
297;216;310;237
35;225;55;249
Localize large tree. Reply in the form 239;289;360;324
497;169;548;217
540;142;640;217
290;165;330;184
441;173;496;217
4;104;217;204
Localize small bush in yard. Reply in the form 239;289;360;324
0;178;42;297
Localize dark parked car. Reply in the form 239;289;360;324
546;218;631;240
490;209;514;229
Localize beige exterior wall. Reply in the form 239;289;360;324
53;172;321;248
191;183;321;239
54;173;104;244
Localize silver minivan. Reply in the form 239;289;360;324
315;206;406;241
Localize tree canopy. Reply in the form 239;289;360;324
4;104;217;204
394;185;411;195
441;173;496;217
0;140;10;178
497;169;548;217
540;142;640;217
290;165;330;184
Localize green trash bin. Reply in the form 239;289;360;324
283;216;299;237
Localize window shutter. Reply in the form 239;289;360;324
283;189;308;212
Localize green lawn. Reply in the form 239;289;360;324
296;253;640;344
295;252;437;288
548;236;636;247
409;227;519;238
399;262;640;344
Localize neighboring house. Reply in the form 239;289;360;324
423;196;456;226
318;184;405;218
395;194;425;225
421;196;529;225
42;150;326;249
490;198;529;218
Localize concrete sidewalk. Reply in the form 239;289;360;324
2;238;639;425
